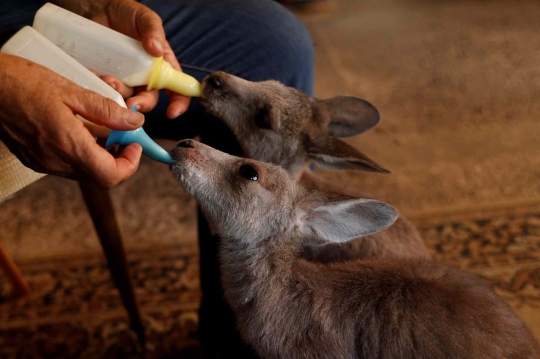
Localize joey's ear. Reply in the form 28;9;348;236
299;193;397;243
317;96;380;138
307;137;390;173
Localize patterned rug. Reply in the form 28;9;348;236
415;200;540;342
0;245;201;359
1;200;540;358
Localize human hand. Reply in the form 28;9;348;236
0;53;145;188
88;0;190;119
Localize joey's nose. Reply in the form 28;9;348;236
176;140;194;148
206;74;222;89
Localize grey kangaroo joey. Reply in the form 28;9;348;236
170;140;540;359
200;71;428;262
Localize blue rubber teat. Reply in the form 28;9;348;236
105;107;173;164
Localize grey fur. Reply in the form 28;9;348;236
170;140;539;359
201;72;429;262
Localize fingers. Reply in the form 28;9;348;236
101;75;135;99
126;88;160;112
107;143;143;186
126;41;185;114
166;91;191;119
90;70;135;99
68;91;145;130
136;7;167;58
64;111;143;188
82;140;143;188
95;67;188;116
133;2;193;117
0;52;144;188
162;41;182;71
91;2;189;116
161;42;190;118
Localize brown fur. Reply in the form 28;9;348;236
201;72;429;262
170;140;540;359
201;72;386;174
299;168;428;262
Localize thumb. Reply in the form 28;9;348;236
136;8;167;57
72;91;145;130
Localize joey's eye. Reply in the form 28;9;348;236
254;106;272;129
239;165;259;181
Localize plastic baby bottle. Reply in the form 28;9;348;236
1;26;173;164
33;3;201;97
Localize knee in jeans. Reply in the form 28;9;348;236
246;4;315;94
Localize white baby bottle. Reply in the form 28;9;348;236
1;26;173;164
32;3;201;97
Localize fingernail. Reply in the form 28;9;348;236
124;110;143;125
152;38;163;53
175;110;184;118
108;82;116;90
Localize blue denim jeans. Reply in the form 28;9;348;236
1;1;314;357
1;0;314;134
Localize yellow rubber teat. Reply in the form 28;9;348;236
147;57;202;97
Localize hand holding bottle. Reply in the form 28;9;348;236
53;0;192;119
0;53;144;188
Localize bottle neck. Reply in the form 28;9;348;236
146;57;202;97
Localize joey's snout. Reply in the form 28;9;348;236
170;139;201;173
202;72;228;98
169;139;209;194
171;139;197;161
176;139;195;149
170;140;238;194
201;71;251;103
205;73;223;90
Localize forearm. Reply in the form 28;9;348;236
50;0;112;18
